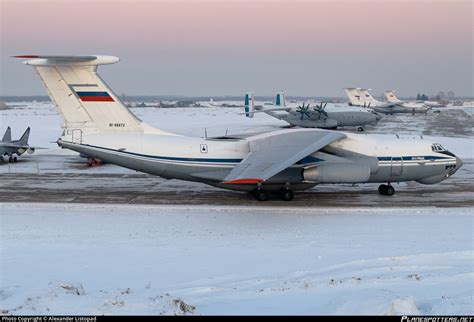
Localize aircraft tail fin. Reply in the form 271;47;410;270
358;88;380;105
17;127;30;145
275;91;286;107
15;55;145;134
244;92;255;118
344;88;363;106
2;127;11;142
383;90;402;103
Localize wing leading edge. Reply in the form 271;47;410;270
223;129;346;184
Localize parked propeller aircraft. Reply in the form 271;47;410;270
16;55;462;201
345;88;430;115
244;92;381;131
0;127;34;162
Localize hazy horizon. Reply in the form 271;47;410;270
1;0;472;97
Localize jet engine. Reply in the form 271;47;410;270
27;148;35;154
303;163;371;183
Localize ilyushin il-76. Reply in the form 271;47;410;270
16;55;462;201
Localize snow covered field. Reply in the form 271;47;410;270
1;204;473;315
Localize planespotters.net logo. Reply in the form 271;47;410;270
402;317;474;322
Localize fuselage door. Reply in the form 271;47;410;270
390;157;403;176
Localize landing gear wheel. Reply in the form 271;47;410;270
13;156;18;163
357;126;364;132
378;184;395;196
8;156;13;163
386;185;395;196
254;188;269;202
279;188;294;201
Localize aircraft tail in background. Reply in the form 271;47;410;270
344;88;364;106
357;88;375;104
275;91;286;107
244;92;255;118
384;90;403;103
15;127;30;146
2;127;11;142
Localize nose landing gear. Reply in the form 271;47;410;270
378;183;395;196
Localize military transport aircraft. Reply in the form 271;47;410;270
345;88;430;115
244;92;381;131
0;127;35;162
15;55;462;201
384;90;441;109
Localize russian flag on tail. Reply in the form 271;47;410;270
76;91;114;102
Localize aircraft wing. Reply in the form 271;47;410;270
240;107;291;115
223;129;346;184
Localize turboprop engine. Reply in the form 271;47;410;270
303;163;371;183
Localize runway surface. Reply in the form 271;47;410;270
0;153;472;207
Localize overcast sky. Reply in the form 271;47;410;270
1;0;472;97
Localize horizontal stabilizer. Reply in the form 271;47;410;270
14;55;119;66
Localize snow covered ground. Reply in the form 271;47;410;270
1;204;473;315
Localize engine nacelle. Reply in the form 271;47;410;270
303;163;371;183
27;148;35;154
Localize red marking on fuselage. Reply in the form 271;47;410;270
223;178;263;185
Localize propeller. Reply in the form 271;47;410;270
296;103;311;121
313;102;328;119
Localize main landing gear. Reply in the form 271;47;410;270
254;188;270;202
378;183;395;196
253;187;294;201
279;188;294;201
8;155;18;163
357;126;365;132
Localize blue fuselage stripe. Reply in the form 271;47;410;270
77;143;452;165
76;91;110;97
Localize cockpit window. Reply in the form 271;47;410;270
431;143;446;152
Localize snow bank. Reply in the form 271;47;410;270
1;204;472;315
